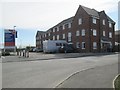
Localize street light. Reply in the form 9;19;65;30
13;26;17;54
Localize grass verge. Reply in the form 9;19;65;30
114;75;120;90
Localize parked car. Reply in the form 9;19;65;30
59;44;75;53
2;52;10;56
36;48;43;52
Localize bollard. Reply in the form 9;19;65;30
26;51;29;58
25;50;26;57
20;51;21;56
23;50;25;57
17;51;19;56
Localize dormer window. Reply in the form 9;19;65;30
53;28;55;32
63;25;65;30
57;27;59;31
68;23;71;28
93;18;96;24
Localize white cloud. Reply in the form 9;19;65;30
1;0;118;30
118;1;120;29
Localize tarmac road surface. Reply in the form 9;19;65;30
2;54;118;88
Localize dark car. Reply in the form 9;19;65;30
59;44;75;53
36;48;43;52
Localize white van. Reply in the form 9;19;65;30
43;40;67;53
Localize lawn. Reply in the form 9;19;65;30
114;75;120;90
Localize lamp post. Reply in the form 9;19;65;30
13;26;16;54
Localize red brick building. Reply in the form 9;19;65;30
36;5;115;53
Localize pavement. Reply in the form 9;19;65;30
0;52;118;63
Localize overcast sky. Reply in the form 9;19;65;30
0;0;119;48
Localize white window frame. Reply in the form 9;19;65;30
76;42;80;48
93;18;96;24
78;18;82;25
53;36;55;40
103;19;105;25
82;29;85;36
63;34;65;39
93;42;97;49
49;33;50;36
42;34;44;38
68;32;72;41
76;30;80;36
63;24;65;30
57;27;59;31
103;31;105;36
68;23;71;28
44;34;46;37
109;22;112;28
57;35;59;40
109;32;112;38
53;28;55;32
93;29;97;36
82;42;85;49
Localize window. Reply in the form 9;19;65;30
44;34;46;37
48;33;50;36
39;36;41;39
101;43;103;49
109;22;112;28
103;31;105;36
63;34;65;39
82;29;85;36
53;28;55;32
68;32;71;37
76;30;80;36
57;35;59;40
93;18;96;24
68;23;71;28
78;18;82;25
57;27;59;31
93;42;97;49
63;25;65;30
76;42;80;48
53;36;55;40
103;19;105;25
42;34;44;38
109;32;112;38
82;42;85;49
93;29;97;36
68;32;72;41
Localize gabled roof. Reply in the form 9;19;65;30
59;16;74;25
107;15;115;24
47;16;74;31
52;16;74;28
36;31;45;37
81;5;99;18
81;5;115;23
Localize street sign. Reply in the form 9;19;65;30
4;29;16;49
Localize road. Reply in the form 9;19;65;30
2;54;118;88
